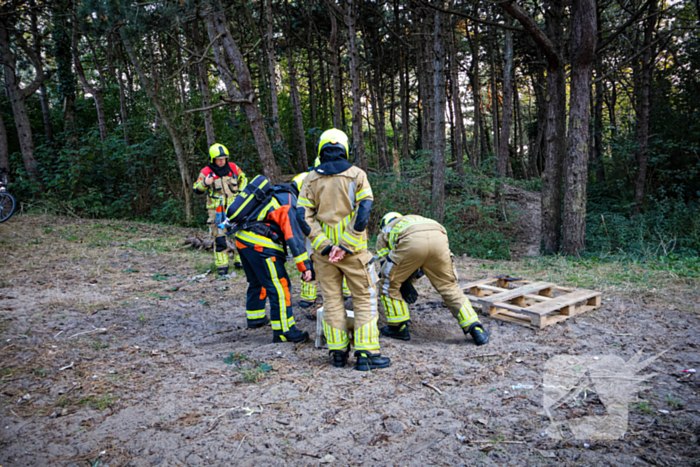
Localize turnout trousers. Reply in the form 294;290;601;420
208;208;240;271
238;246;296;333
312;249;380;353
380;230;479;330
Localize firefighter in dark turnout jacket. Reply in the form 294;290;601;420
232;179;314;343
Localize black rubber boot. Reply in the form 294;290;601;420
329;349;349;368
380;322;411;341
233;261;243;270
465;323;490;346
354;351;391;371
247;317;269;329
217;266;229;276
299;300;316;309
272;328;309;343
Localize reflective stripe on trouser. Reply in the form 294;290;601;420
300;280;317;301
215;249;228;268
313;249;379;352
342;277;351;297
382;231;480;330
380;295;410;324
239;247;296;331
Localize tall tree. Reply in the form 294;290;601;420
0;105;8;175
286;46;308;171
347;0;367;169
633;0;659;214
561;0;597;254
264;0;284;144
0;11;45;187
73;27;108;142
431;9;446;222
207;8;280;182
121;30;193;220
449;25;465;175
502;0;567;253
497;14;514;177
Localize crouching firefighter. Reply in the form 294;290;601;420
224;175;314;343
375;213;490;346
193;143;248;275
298;128;390;371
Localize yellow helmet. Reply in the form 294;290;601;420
317;128;349;160
292;172;308;192
313;157;321;167
209;143;229;162
380;212;402;229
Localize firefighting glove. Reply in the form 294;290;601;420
409;268;425;280
400;279;419;304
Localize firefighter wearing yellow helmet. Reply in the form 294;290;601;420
375;212;490;346
193;143;248;275
297;129;390;371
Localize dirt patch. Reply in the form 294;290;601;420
1;214;698;466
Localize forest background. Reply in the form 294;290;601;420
1;0;698;268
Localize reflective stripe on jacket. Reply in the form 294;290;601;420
375;215;446;260
235;190;312;273
298;166;373;255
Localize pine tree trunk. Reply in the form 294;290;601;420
191;26;216;148
467;24;482;168
287;47;308;172
0;20;44;187
389;73;399;156
593;57;606;183
329;9;343;129
400;51;410;160
265;0;284;143
561;0;597;255
121;31;193;221
497;16;514;178
29;2;53;144
307;42;317;130
633;0;657;215
347;0;367;169
488;26;499;161
115;41;130;145
73;30;108;142
369;72;389;171
449;27;465;175
208;10;280;183
431;9;446;223
515;78;528;179
0;109;8;173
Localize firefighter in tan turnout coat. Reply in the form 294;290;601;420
298;129;390;371
375;212;490;346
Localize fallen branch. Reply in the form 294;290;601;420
463;353;506;360
421;381;443;395
59;362;74;371
184;235;236;252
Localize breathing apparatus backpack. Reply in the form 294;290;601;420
218;175;295;243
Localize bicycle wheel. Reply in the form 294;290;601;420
0;192;16;223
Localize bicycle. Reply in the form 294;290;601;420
0;168;16;223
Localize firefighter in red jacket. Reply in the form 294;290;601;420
193;144;248;275
232;179;314;343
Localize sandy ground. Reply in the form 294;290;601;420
0;214;698;466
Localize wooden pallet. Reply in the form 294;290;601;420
463;277;602;329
